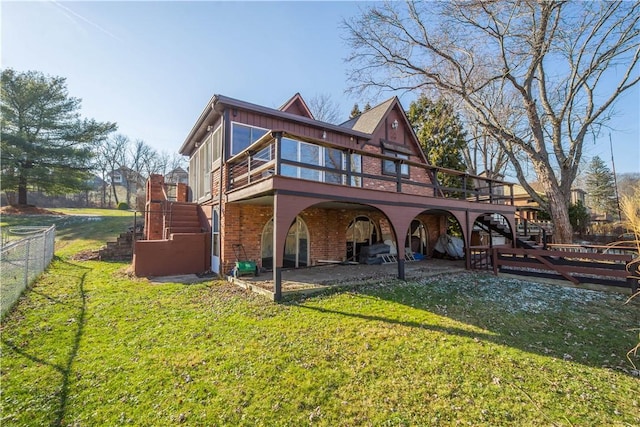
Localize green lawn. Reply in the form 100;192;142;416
1;211;639;426
1;208;135;257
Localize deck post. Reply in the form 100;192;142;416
397;258;405;280
274;267;282;302
273;189;283;302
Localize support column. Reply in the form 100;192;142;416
397;258;405;280
465;209;471;270
273;191;283;301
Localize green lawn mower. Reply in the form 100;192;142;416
232;244;259;277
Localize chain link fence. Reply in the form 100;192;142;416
1;225;56;317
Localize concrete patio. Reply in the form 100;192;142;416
229;258;467;299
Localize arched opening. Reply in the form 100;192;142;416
432;212;466;260
346;215;379;262
471;212;515;247
406;219;429;257
261;216;309;270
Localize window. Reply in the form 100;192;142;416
231;123;268;156
324;147;343;184
261;216;309;269
382;149;409;177
211;126;222;163
280;137;353;185
189;129;217;201
349;153;362;187
111;173;122;183
281;138;320;181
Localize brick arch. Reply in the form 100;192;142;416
261;215;309;270
469;211;516;246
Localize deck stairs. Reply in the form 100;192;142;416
471;213;554;269
475;214;552;250
163;202;203;238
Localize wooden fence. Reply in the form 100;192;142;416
469;245;638;293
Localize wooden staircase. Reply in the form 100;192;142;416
163;202;203;238
475;214;550;250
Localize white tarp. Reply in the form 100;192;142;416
434;234;464;259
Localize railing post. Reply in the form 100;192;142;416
273;131;282;176
23;238;30;289
432;169;438;197
463;174;468;199
489;180;493;203
247;152;252;184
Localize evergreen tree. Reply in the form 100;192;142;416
568;200;590;235
349;103;362;119
585;155;619;218
406;95;468;192
1;69;116;205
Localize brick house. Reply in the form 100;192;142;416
134;93;517;300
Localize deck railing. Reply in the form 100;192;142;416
491;246;637;292
226;133;514;205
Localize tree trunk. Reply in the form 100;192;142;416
545;187;573;243
101;181;107;208
111;184;119;206
17;174;28;206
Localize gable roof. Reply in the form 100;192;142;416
342;97;429;165
341;98;395;134
168;167;188;175
278;93;314;119
180;94;372;155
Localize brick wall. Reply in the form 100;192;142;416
218;203;447;273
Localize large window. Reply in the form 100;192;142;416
189;125;221;201
279;137;361;186
231;123;268;156
281;138;321;181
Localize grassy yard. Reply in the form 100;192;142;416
1;208;135;257
1;211;639;426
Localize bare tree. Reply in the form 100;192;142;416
462;118;510;180
343;1;639;242
98;133;129;206
125;139;156;206
307;93;342;124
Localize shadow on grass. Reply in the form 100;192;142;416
298;304;498;341
2;257;91;427
297;276;640;376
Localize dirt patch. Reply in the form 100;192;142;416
70;250;100;261
0;205;65;215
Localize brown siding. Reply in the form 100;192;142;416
228;109;363;151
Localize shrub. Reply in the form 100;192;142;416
117;202;129;210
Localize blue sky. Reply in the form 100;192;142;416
2;1;639;175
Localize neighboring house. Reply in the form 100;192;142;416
165;167;189;185
134;93;517;299
513;184;590;221
109;166;146;189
